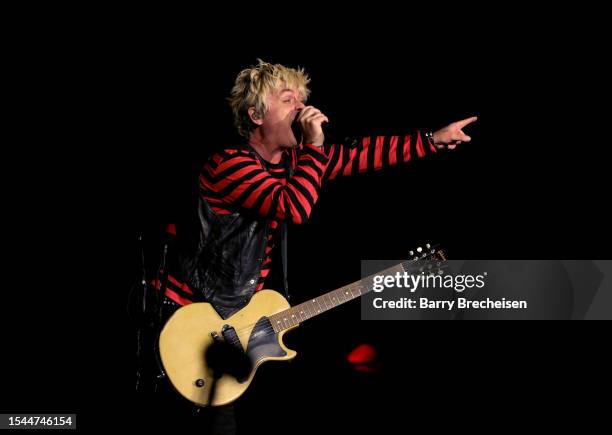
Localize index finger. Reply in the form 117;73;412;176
455;116;478;128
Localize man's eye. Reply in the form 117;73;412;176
283;100;291;103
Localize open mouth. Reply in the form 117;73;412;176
290;113;302;145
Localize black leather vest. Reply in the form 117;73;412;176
177;146;289;319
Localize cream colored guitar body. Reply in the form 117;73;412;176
158;290;296;407
159;246;445;407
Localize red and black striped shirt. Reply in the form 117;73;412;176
199;132;437;293
155;133;436;305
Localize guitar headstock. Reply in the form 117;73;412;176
402;243;448;275
407;243;446;261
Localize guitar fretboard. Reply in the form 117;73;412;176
269;264;405;333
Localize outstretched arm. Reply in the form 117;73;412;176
321;116;478;180
322;132;437;180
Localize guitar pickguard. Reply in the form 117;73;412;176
240;316;286;382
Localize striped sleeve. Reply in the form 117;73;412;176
200;144;329;224
321;130;437;181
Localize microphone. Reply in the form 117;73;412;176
290;112;303;145
292;109;338;146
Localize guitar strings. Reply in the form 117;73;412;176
222;260;450;338
204;253;447;341
231;262;450;337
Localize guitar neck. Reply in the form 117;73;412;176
268;263;406;333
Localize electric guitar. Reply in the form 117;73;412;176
158;245;446;406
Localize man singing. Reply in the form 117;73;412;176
150;59;477;433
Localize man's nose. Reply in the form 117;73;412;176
295;100;305;110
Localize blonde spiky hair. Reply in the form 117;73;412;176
228;59;311;138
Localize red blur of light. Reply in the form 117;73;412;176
347;343;380;373
166;223;177;236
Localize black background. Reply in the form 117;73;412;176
2;6;610;432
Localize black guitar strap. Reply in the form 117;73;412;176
280;151;293;303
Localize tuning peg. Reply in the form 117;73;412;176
425;243;431;249
417;247;423;253
409;250;414;256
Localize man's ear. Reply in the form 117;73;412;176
248;107;264;126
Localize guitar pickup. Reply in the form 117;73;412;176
221;324;244;352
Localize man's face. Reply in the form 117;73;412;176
258;87;305;148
